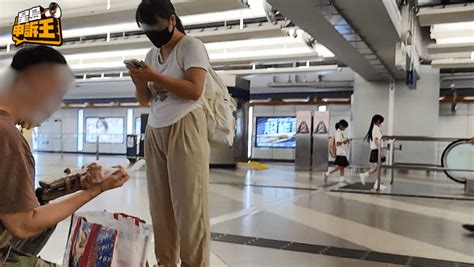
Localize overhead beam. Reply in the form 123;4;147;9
418;4;474;26
432;58;474;69
268;0;382;81
217;65;339;75
427;43;474;54
332;0;404;80
0;25;285;60
211;53;322;66
64;53;324;74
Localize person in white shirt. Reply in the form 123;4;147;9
129;0;211;266
359;114;386;189
323;120;350;184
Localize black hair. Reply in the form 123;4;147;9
338;119;349;128
335;122;340;130
136;0;186;34
364;114;384;142
10;45;67;72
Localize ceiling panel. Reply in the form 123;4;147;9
0;0;246;33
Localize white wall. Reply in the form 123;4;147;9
438;102;474;159
35;109;78;152
351;74;390;166
251;104;351;161
439;103;474;138
392;66;440;165
35;107;150;154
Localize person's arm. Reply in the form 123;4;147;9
374;137;380;147
130;64;206;101
134;81;152;105
0;167;128;239
129;71;152;105
335;132;344;146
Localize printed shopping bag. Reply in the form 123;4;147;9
64;212;152;267
63;216;117;267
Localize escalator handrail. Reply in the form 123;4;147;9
441;139;473;184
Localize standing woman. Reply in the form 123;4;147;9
359;114;386;190
130;0;210;266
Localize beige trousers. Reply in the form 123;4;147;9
145;109;210;267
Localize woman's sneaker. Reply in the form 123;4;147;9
373;180;387;191
323;172;329;184
338;176;349;185
359;172;369;185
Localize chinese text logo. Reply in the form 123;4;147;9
12;2;63;46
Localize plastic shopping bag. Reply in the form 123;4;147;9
63;212;152;267
63;216;117;267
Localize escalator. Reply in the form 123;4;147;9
441;139;474;184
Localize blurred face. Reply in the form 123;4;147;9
340;126;347;131
12;64;74;129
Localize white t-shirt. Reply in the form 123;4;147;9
145;36;210;128
335;129;348;156
370;125;383;150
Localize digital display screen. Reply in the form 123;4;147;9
85;117;124;144
255;117;296;148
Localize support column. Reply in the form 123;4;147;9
351;75;390;166
351;65;440;167
392;66;440;165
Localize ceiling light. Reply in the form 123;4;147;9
464;96;474;101
250;98;272;103
65;49;149;61
435;37;474;45
66;103;87;108
318;105;327;112
206;36;303;50
93;102;116;107
282;97;310;103
431;22;474;32
209;47;315;60
62;23;139;38
431;22;474;45
322;98;350;102
70;61;125;70
120;102;142;107
439;96;445;101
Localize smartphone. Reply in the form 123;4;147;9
124;59;144;69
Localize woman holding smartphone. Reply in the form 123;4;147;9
128;0;210;266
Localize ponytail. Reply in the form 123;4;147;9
175;15;186;34
364;114;384;142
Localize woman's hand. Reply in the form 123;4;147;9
128;61;159;84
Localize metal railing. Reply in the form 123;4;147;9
375;136;474;192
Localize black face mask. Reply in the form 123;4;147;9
145;26;175;48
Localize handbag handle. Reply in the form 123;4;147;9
113;213;146;226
